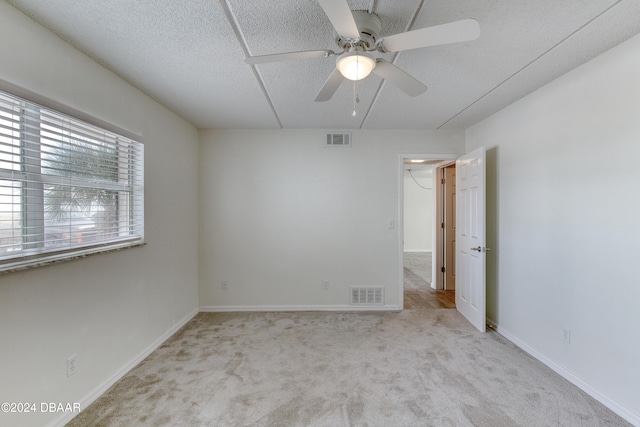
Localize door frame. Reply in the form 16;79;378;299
434;161;457;291
397;154;458;309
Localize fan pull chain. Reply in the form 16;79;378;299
352;79;360;117
352;52;360;116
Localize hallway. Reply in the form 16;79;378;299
404;252;455;310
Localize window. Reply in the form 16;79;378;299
0;89;143;272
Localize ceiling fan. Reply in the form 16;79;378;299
244;0;480;102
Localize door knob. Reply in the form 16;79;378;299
471;246;490;252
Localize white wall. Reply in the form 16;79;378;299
466;33;640;423
0;3;199;426
403;169;433;252
199;129;464;309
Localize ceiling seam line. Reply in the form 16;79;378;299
219;0;283;128
359;80;384;129
361;0;426;129
367;0;377;15
437;0;624;129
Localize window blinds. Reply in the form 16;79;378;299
0;90;143;271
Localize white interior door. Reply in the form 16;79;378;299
455;147;486;332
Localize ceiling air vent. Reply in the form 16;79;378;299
350;287;384;306
326;133;351;147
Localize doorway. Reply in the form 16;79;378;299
399;150;488;331
400;155;457;309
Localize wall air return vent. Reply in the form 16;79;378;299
326;133;351;147
350;287;384;306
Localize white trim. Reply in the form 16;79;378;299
403;249;432;253
494;325;640;426
200;305;402;313
48;309;199;427
397;155;406;312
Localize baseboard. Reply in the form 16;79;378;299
200;305;403;313
48;308;199;427
403;250;432;253
495;325;640;426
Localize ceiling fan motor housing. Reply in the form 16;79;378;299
336;11;381;50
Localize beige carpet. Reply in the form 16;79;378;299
67;310;630;426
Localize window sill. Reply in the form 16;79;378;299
0;241;146;275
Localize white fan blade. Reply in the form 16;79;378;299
245;50;334;65
315;69;345;102
316;0;360;39
380;19;480;53
372;59;427;97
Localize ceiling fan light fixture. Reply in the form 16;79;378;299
336;51;376;81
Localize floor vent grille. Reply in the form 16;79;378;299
350;287;384;306
326;133;351;147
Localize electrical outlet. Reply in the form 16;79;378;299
67;354;77;377
562;328;571;344
222;281;228;290
322;280;329;290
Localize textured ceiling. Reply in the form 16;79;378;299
5;0;640;130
